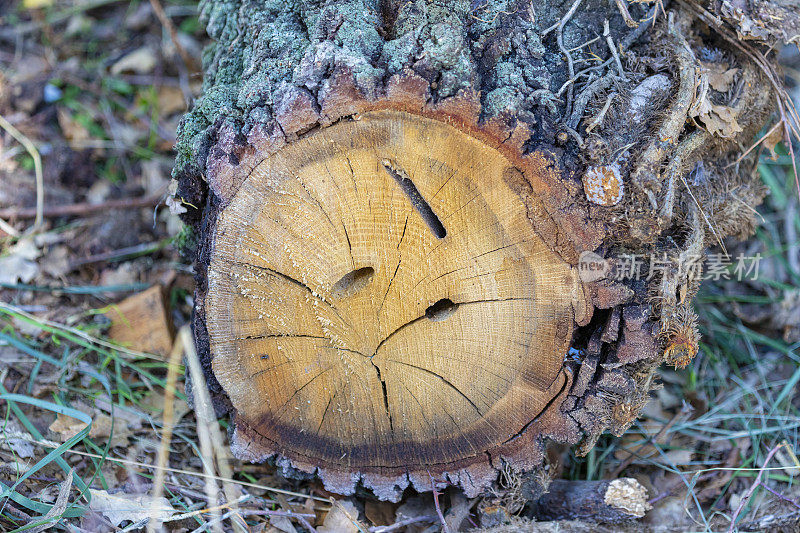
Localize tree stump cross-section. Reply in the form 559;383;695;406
174;0;788;503
207;110;585;480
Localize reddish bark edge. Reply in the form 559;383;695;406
184;70;662;501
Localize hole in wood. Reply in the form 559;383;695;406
382;159;447;239
425;298;457;321
331;267;375;298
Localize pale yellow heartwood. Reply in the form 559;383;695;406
206;110;584;469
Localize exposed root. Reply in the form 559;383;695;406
558;4;662;101
614;0;638;28
657;130;709;231
629;12;697;213
604;20;628;81
651;205;704;367
568;74;616;129
677;0;800;202
585;91;616;133
553;0;585;117
600;368;657;436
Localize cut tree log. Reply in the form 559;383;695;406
171;0;797;501
533;478;651;523
207;110;588;475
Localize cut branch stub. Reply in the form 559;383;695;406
206;110;586;485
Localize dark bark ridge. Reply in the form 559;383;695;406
172;0;792;500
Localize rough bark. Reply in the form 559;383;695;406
171;0;796;501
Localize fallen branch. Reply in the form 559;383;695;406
534;478;651;523
68;239;169;270
0;191;163;220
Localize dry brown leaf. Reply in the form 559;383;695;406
692;92;743;138
703;62;739;93
106;285;174;358
659;449;695;466
0;238;41;284
88;489;175;526
110;47;157;75
49;413;88;441
763;123;784;160
49;407;132;446
140;389;190;424
57;108;91;146
0;422;36;458
318;500;363;533
88;413;133;448
39;245;70;278
269;515;298;533
28;470;74;533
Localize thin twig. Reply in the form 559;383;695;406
557;4;660;98
148;333;185;533
760;484;800;511
728;442;785;533
370;515;437;532
739;510;800;531
614;0;638;27
555;0;584;118
562;124;584;147
678;156;728;254
568;74;615;129
0;189;165;220
585;91;616;132
429;474;450;533
181;327;248;532
727;443;787;532
0;113;43;232
658;131;717;247
148;0;195;72
0;217;20;237
727;120;783;168
540;0;583;36
566;35;601;52
0;0;124;37
604;19;627;81
165;494;250;524
296;515;318;533
68;240;169;270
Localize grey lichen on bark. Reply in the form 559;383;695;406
172;0;647;187
171;0;794;501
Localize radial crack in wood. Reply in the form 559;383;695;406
206;110;585;478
